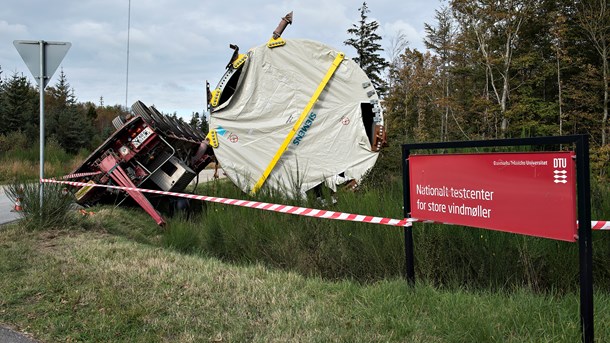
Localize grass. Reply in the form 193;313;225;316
156;178;610;294
2;137;610;340
0;131;85;183
1;226;609;342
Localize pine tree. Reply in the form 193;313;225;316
45;70;95;152
344;2;389;94
0;72;37;136
85;102;98;120
200;113;209;134
189;111;201;129
46;68;76;138
47;68;76;106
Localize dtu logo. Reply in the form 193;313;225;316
553;158;567;168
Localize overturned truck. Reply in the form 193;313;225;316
71;102;214;225
70;12;386;224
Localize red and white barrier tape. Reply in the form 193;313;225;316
52;171;102;180
591;221;610;231
40;178;412;227
38;178;610;231
406;218;610;231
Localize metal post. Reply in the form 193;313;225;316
13;39;70;212
576;135;593;343
125;0;131;110
402;147;415;284
39;40;45;209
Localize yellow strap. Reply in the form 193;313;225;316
251;52;345;194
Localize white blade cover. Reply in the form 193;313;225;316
210;39;382;197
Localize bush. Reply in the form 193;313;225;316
0;131;29;154
5;182;75;230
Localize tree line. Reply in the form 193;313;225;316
0;67;208;155
345;0;609;177
1;1;607;175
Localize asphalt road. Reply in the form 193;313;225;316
0;326;38;343
0;186;21;226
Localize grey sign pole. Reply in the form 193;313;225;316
14;40;71;209
38;41;45;209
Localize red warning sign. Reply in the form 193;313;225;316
409;152;577;242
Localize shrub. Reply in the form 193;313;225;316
0;131;29;154
5;181;75;230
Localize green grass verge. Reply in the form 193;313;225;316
1;226;609;342
161;179;610;293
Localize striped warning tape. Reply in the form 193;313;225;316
407;218;610;231
591;221;610;231
40;178;411;227
38;178;610;231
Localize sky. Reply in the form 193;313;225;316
1;0;443;119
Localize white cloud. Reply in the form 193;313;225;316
0;20;28;36
383;20;425;51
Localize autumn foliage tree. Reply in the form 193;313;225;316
377;0;610;177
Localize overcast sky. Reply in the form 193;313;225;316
1;0;442;118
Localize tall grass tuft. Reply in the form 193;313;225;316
162;214;204;254
5;182;75;230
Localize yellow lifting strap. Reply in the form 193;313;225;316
250;52;345;195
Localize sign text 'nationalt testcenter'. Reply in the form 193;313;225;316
415;185;494;218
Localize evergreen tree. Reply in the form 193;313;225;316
85;102;98;120
189;111;201;129
55;105;95;153
45;70;95;152
0;72;38;136
46;69;76;138
189;111;209;134
201;112;209;134
47;68;76;106
344;2;389;94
